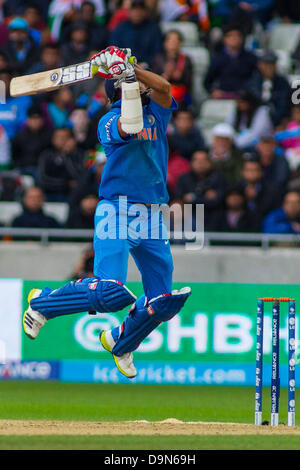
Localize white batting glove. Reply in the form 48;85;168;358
91;46;134;80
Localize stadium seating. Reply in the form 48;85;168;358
182;46;210;102
0;202;69;226
160;21;199;46
288;74;299;85
270;24;300;53
197;99;237;145
274;49;292;75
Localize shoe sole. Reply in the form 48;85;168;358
99;330;113;353
99;330;136;379
22;288;40;340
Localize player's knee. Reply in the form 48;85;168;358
146;287;191;322
87;278;136;312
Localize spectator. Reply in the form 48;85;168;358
37;127;84;201
256;135;290;189
4;17;41;74
0;20;9;48
108;0;131;32
110;0;163;64
167;138;190;201
68;107;92;150
151;30;193;105
11;186;61;228
287;167;300;194
27;42;61;74
60;2;108;48
0;125;11;170
0;69;32;139
69;146;106;206
160;0;210;30
0;171;22;201
44;87;73;129
214;0;274;30
168;106;206;161
78;1;108;50
239;158;281;227
1;0;51;20
48;0;106;40
291;42;300;72
208;185;258;232
275;104;300;171
70;245;95;279
263;191;300;234
228;89;273;149
67;193;99;228
176;150;227;228
23;4;48;45
85;78;108;118
246;50;291;126
12;105;52;179
60;22;91;66
72;80;109;149
209;123;243;183
276;0;300;23
0;52;9;68
204;24;257;99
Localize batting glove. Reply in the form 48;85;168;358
91;46;135;80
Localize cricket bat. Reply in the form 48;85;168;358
10;60;99;97
10;55;137;97
10;54;143;134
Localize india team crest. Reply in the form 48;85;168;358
147;114;155;126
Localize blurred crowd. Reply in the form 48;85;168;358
1;0;300;236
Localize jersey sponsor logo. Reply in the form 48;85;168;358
0;361;58;380
135;127;157;141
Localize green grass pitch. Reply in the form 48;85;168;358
0;381;300;450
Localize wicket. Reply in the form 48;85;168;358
255;297;296;427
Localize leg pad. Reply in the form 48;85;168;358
112;287;191;355
30;278;136;319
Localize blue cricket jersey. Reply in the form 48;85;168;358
97;97;177;204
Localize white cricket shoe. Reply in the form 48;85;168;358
100;330;137;379
23;289;47;339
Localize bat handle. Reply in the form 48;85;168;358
119;48;137;66
128;56;137;66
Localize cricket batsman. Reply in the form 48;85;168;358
23;46;192;379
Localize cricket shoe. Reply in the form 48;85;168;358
100;330;137;379
23;289;47;339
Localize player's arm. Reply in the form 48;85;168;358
134;66;172;108
117;117;129;138
117;67;172;137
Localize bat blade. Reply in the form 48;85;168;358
10;61;94;97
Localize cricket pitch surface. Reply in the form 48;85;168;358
1;419;300;436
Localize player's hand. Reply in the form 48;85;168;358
91;46;133;80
